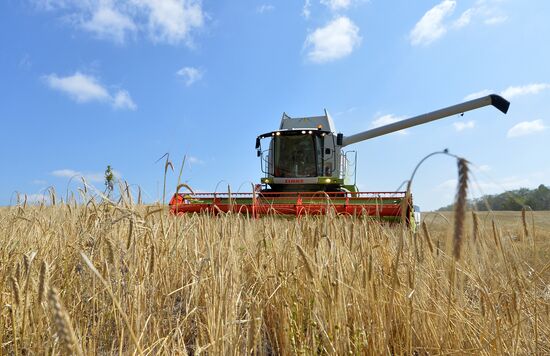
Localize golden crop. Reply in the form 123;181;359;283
0;201;548;355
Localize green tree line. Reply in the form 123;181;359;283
438;184;550;211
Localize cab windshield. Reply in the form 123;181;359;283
273;134;323;177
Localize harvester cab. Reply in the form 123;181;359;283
255;110;350;193
170;94;509;222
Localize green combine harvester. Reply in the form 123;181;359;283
171;94;509;224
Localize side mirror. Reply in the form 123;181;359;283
255;137;261;150
257;150;261;157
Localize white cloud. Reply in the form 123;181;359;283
85;173;106;183
464;89;493;101
484;15;507;25
410;0;507;46
465;83;550;101
81;3;136;43
34;0;205;46
501;83;550;99
477;164;491;172
302;0;311;19
410;0;456;46
52;169;81;178
44;72;136;109
51;168;106;183
187;156;204;165
507;120;546;138
476;0;508;25
371;114;408;135
113;90;137;110
305;16;361;63
257;4;274;14
136;0;204;45
176;66;203;86
453;120;475;131
321;0;352;11
44;72;110;103
452;8;474;28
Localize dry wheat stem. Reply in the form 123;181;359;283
38;261;48;304
453;158;469;260
79;252;144;355
48;287;84;356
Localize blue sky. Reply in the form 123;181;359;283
1;0;549;210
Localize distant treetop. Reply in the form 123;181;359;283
438;184;550;211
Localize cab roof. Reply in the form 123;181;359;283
279;109;336;132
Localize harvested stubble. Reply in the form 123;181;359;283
0;202;549;355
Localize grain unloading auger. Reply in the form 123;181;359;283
170;95;509;223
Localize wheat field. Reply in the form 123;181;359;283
0;198;549;355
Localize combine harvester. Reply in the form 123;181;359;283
170;95;509;224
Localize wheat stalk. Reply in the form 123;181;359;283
38;261;49;304
15;263;21;283
163;154;173;205
521;207;529;239
126;218;133;249
10;276;20;307
106;238;115;265
23;255;30;276
20;252;37;343
491;220;500;248
421;221;434;254
453;158;469;260
8;304;19;356
80;252;144;354
149;242;155;274
48;287;83;356
472;211;480;242
296;244;314;279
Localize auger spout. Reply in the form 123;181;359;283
341;94;509;147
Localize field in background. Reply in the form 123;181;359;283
424;211;550;235
0;204;548;355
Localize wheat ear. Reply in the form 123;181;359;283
521;207;529;239
48;287;83;356
38;261;49;304
10;276;20;306
453;158;469;260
